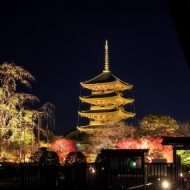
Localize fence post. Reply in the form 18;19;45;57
20;163;24;188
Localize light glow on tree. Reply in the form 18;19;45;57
50;137;77;164
117;137;173;163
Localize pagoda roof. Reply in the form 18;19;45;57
82;71;118;84
80;41;133;91
81;71;131;86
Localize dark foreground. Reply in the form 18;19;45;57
0;162;189;190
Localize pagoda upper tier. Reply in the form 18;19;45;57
80;71;133;91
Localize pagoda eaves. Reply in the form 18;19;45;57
80;72;133;91
77;125;127;133
78;109;135;120
80;94;134;106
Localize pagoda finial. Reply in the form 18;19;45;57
104;40;110;72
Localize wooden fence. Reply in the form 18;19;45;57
0;162;175;189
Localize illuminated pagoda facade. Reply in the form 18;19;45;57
77;41;135;134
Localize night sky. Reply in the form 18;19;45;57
0;0;190;135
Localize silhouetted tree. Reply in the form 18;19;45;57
65;151;86;166
32;147;59;165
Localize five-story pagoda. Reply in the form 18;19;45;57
77;41;135;133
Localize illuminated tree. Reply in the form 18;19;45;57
179;122;190;136
0;63;38;161
38;103;56;130
74;125;136;162
117;116;190;165
139;115;181;137
177;150;190;165
0;62;55;162
31;102;56;148
0;62;37;135
0;62;35;98
174;123;190;165
88;125;136;151
50;137;77;164
117;137;173;163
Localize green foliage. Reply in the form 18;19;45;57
177;150;190;166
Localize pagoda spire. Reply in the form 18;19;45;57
104;40;110;72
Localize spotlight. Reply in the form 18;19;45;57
161;180;171;189
89;166;96;174
91;168;96;174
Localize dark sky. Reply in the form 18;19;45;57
0;0;190;135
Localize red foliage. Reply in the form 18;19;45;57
117;137;173;163
50;138;77;164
